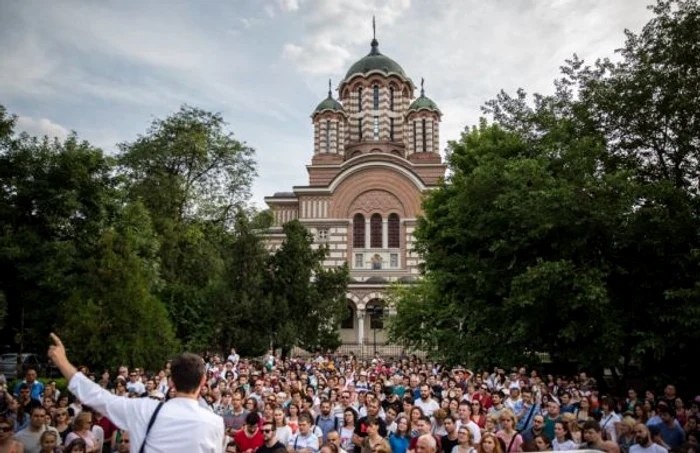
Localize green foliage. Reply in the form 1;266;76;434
390;0;700;389
267;220;349;355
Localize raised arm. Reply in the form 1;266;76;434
48;333;152;429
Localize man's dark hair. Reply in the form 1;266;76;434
170;353;205;394
582;420;601;432
419;415;431;424
18;383;29;391
444;415;456;423
262;420;275;431
299;413;313;425
246;412;260;426
365;416;379;427
31;406;47;415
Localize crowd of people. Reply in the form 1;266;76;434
0;350;698;453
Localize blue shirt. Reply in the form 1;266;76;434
14;380;45;401
389;433;410;453
653;423;686;450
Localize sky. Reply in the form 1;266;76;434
0;0;653;208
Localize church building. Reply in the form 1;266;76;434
264;30;445;347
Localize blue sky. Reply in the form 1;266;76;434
0;0;652;207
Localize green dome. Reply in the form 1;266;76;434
408;95;440;112
314;96;344;113
345;39;407;80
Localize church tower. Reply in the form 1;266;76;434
265;21;446;348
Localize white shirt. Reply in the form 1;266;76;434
68;372;224;453
630;444;668;453
600;412;621;443
415;398;440;417
455;420;481;444
288;431;320;453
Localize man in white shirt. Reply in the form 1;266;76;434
631;424;668;453
288;414;320;453
414;384;440;418
455;401;481;444
48;333;225;453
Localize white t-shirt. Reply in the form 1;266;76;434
15;426;61;453
289;432;320;453
455;420;481;444
552;438;578;451
600;412;621;443
415;398;440;417
276;425;293;447
630;444;669;453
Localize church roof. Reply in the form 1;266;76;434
313;80;346;115
408;80;441;114
345;38;407;80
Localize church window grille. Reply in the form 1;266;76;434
353;214;365;248
390;118;394;141
388;213;400;248
390;87;394;111
390;253;399;268
355;253;364;268
317;228;328;242
359;118;363;140
422;119;427;152
413;121;417;152
325;120;331;151
358;88;363;112
370;214;382;248
373;116;379;141
373;86;379;110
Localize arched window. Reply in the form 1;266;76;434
388;213;400;248
358;118;363;140
370;214;382;248
358;87;363;112
325;120;331;151
422;118;427;152
390;118;394;141
373;85;379;110
389;87;394;111
341;303;355;329
353;214;365;248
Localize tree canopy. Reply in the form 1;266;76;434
389;0;700;391
0;104;348;370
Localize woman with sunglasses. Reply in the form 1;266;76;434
0;415;24;453
51;408;71;444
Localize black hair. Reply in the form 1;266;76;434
245;411;260;426
170;353;205;394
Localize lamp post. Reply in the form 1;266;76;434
367;305;384;355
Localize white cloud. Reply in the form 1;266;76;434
16;116;70;140
278;0;301;12
279;0;412;74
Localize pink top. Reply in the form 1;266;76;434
496;431;523;453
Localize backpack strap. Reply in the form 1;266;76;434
139;402;165;453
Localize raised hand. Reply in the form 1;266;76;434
48;332;77;380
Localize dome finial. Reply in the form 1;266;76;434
328;78;332;98
370;16;379;54
421;77;425;97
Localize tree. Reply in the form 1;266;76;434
390;0;700;390
267;220;349;356
118;106;258;350
0;110;120;353
118;105;256;227
59;202;178;370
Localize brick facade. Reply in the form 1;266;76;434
264;35;445;345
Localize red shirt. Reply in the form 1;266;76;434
234;428;264;452
96;415;117;442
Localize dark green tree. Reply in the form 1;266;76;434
390;0;700;390
118;106;257;349
267;220;349;356
60;202;178;369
